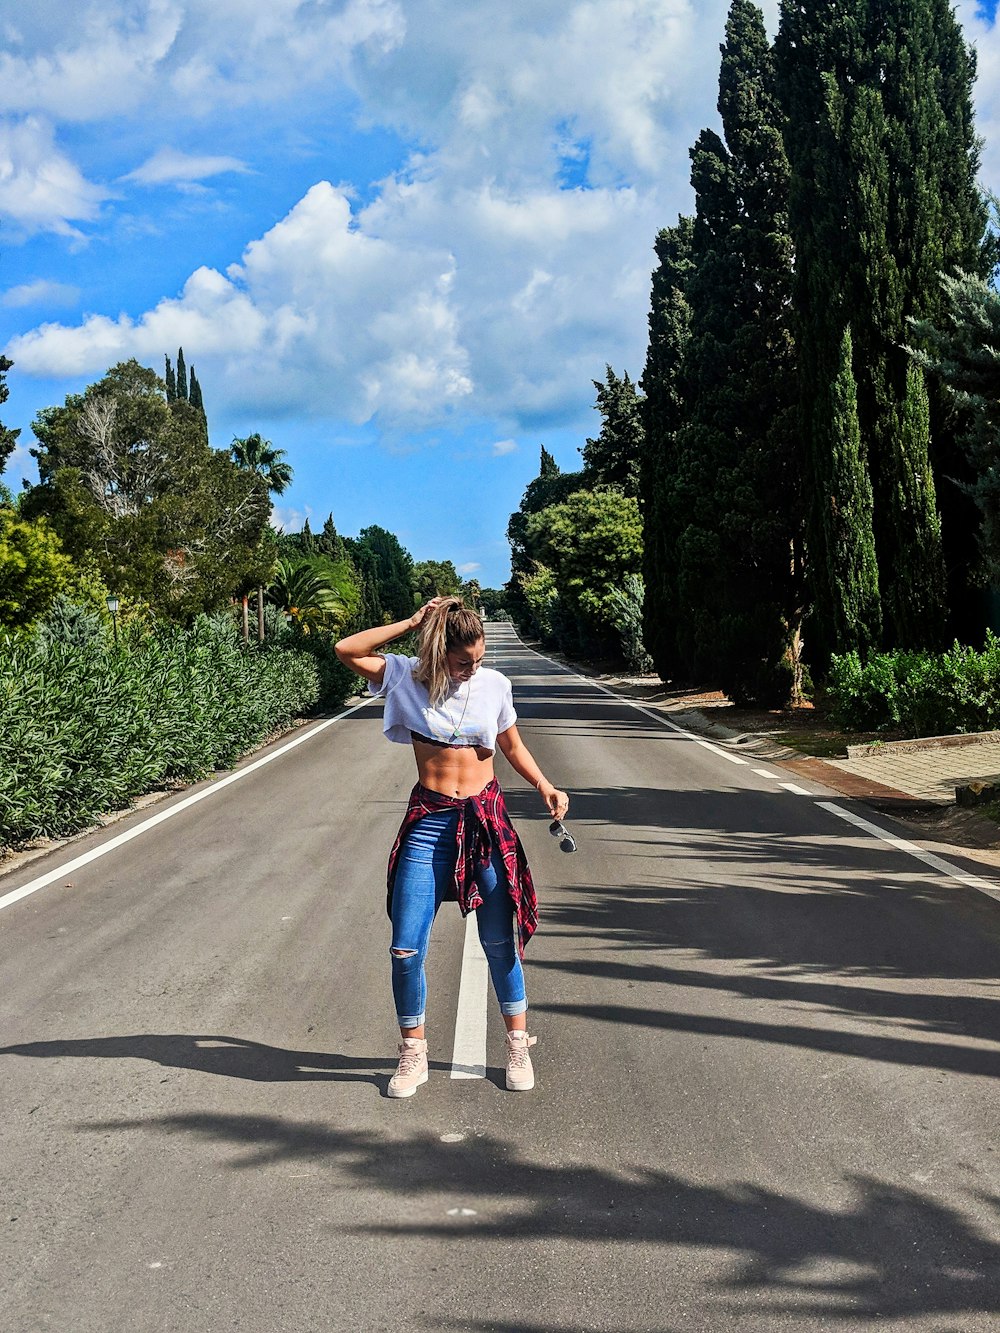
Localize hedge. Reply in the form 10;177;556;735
0;606;320;848
827;633;1000;735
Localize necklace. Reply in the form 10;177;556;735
430;680;472;742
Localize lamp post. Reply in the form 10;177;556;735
106;594;120;647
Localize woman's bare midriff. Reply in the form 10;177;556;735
411;738;496;798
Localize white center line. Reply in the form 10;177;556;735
450;912;488;1079
780;782;813;796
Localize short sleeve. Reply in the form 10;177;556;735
368;652;415;698
497;677;517;733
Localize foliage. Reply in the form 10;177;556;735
21;361;271;619
581;367;644;496
413;559;461;602
910;269;1000;584
606;574;654;674
347;525;415;623
230;431;293;496
639;217;695;678
645;0;803;703
524;488;644;652
505;446;587;632
479;588;511;620
827;633;1000;736
776;0;986;652
266;556;349;631
0;509;75;629
0;610;320;848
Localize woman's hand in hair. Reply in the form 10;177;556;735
409;596;448;630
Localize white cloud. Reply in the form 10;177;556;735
456;562;481;575
7;181;472;422
0;116;107;235
2;278;79;308
0;0;404;122
8;0;995;441
123;147;249;186
492;438;518;456
271;502;313;532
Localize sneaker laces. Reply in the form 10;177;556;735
506;1034;536;1070
396;1041;425;1076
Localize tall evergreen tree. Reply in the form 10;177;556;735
188;367;203;414
317;513;348;563
813;326;882;657
911;269;1000;586
777;0;988;653
581;367;644;496
164;355;177;405
176;347;188;402
639;217;694;678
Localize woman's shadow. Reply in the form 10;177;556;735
0;1034;453;1094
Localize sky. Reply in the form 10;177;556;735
1;2;999;590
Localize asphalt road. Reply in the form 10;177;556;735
2;625;999;1333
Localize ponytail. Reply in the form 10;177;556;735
414;597;484;705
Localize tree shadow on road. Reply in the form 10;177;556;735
71;1111;1000;1326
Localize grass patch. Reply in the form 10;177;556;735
773;730;850;759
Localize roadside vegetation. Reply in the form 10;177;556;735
0;354;490;854
506;0;1000;745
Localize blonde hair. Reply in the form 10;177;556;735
414;597;485;706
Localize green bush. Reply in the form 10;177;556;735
0;608;320;848
827;633;1000;735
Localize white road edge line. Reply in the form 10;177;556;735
521;640;749;766
817;801;1000;905
0;698;373;915
509;629;1000;908
753;768;775;778
450;912;488;1079
780;783;813;796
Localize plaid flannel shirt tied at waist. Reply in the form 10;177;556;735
386;779;538;957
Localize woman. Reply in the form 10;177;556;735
335;596;569;1097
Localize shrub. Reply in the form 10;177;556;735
0;607;320;848
827;633;1000;735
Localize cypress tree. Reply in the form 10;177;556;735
815;326;882;658
581;367;644;497
189;368;203;414
639;217;694;679
164;355;176;404
176;348;188;402
778;0;988;652
776;0;882;663
655;1;802;700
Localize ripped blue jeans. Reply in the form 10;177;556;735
390;807;527;1028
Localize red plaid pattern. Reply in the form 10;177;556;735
386;779;538;957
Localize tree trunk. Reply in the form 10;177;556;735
241;595;249;647
257;586;265;642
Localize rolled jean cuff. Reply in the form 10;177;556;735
500;997;528;1017
396;1011;425;1028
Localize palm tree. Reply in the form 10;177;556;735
231;433;294;495
231;433;294;641
266;558;346;632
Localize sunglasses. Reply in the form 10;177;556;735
549;819;578;853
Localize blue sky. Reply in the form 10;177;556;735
2;1;999;589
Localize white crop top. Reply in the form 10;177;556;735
369;653;517;753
